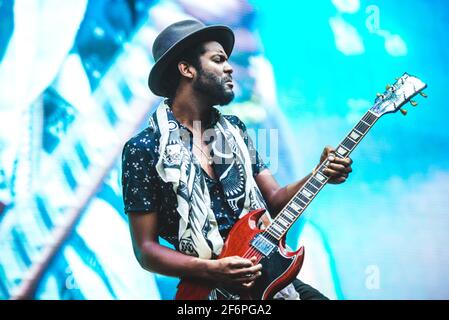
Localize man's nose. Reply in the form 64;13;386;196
224;61;233;74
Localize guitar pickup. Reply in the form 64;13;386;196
251;234;276;257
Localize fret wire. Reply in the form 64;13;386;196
309;176;323;189
342;138;356;150
360;120;371;126
365;111;378;125
277;216;288;226
293;197;307;207
281;221;292;230
279;209;297;228
282;213;293;223
277;218;289;229
315;171;327;183
297;193;310;204
335;146;349;157
266;230;280;240
347;135;357;143
284;215;294;225
267;227;281;238
305;183;318;194
271;223;282;231
271;224;284;235
355;121;369;134
301;189;313;198
285;206;298;216
362;113;376;125
319;164;329;173
275;219;285;235
352;128;363;136
363;112;373;124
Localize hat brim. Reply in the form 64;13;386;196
148;25;235;97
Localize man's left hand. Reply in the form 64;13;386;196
318;146;353;184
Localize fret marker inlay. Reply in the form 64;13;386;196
350;131;361;140
316;172;326;182
337;147;348;156
301;189;312;198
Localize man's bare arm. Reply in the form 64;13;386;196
128;211;262;289
255;169;310;216
255;146;353;216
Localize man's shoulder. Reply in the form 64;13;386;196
123;126;160;156
223;114;247;131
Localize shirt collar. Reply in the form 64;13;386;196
163;99;222;131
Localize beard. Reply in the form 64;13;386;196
193;67;234;106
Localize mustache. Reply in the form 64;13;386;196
223;76;233;83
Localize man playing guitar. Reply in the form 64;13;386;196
122;20;352;300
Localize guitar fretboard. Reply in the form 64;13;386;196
265;110;380;240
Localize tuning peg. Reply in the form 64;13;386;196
400;109;408;116
386;84;392;90
419;92;428;98
410;100;418;107
395;77;400;80
376;93;382;98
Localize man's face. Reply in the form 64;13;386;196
192;41;234;106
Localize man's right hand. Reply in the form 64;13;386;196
207;256;262;290
128;212;262;291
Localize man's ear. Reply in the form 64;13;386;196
177;61;195;80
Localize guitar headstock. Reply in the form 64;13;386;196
370;73;427;117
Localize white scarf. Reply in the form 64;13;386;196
154;101;267;259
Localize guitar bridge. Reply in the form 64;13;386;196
251;234;276;257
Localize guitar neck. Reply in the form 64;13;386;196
265;110;380;240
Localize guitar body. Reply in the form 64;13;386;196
175;208;305;300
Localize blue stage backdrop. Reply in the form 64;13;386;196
0;0;448;299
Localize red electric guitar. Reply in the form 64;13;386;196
176;73;427;300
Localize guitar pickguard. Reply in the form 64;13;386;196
250;246;298;299
208;244;301;300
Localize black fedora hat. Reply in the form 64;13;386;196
148;19;235;97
